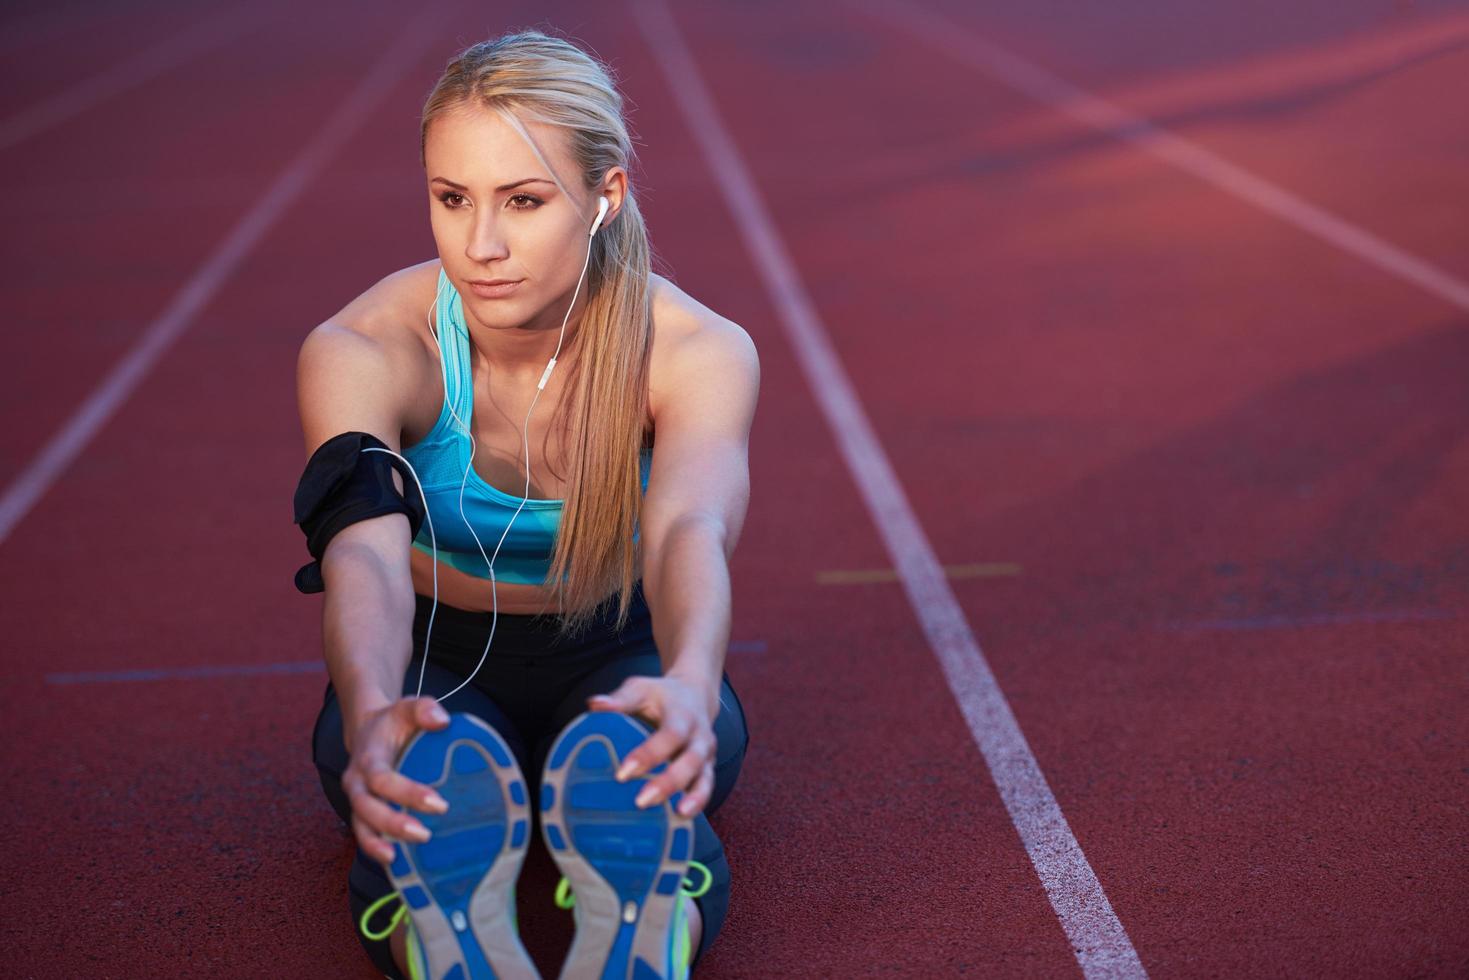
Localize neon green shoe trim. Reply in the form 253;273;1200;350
672;892;692;978
359;890;407;942
404;918;427;980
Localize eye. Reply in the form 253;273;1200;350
508;193;544;210
436;191;466;209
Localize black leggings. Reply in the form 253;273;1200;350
310;580;750;979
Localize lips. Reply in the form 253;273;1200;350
467;279;524;299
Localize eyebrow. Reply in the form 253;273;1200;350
430;176;555;192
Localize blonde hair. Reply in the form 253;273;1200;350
421;29;661;640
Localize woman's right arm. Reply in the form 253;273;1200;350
297;319;450;863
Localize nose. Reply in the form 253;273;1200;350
465;208;509;264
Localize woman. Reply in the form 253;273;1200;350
295;29;758;979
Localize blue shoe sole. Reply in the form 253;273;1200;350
386;712;539;980
540;711;694;980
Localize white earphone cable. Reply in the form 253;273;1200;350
361;444;439;701
377;198;605;703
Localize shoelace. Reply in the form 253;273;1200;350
359;891;426;980
553;859;713;909
360;891;408;942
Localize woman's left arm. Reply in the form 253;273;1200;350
585;318;760;816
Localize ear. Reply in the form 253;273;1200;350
596;166;629;225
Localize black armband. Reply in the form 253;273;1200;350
291;431;426;594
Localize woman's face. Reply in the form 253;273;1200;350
423;105;607;333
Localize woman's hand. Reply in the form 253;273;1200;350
587;675;718;819
341;697;453;865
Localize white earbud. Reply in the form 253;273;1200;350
590;195;609;236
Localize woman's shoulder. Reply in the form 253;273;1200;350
321;258;442;356
647;273;755;423
296;261;443;447
648;271;710;337
649;271;753;351
305;260;443;390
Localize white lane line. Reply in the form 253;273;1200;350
0;13;447;547
852;0;1469;314
0;6;264;152
632;2;1147;977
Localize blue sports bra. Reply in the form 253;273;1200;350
402;268;651;584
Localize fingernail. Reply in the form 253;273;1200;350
407;822;431;842
635;786;657;808
430;706;450;724
616;761;636;782
424;793;449;813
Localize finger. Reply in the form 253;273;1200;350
587;677;649;714
366;767;450;815
616;712;691;782
403;696;451;730
352;811;400;866
348;782;434;847
635;734;711;809
676;759;716;818
634;735;710;808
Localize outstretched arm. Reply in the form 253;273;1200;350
586;318;760;817
641;320;760;712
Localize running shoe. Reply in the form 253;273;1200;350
552;863;711;979
360;884;525;980
357;711;539;980
539;710;712;979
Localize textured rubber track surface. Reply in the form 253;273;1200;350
5;1;1469;976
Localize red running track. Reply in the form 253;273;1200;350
3;0;1467;976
